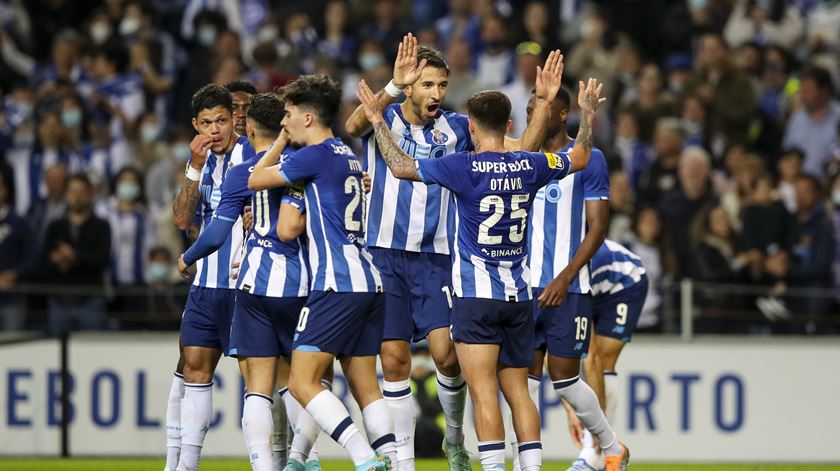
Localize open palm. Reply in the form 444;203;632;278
393;33;427;88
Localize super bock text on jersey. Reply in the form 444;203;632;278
416;149;572;367
279;137;385;357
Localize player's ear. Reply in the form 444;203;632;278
191;117;199;133
560;109;568;123
506;119;512;133
403;84;413;98
303;111;314;128
467;118;476;135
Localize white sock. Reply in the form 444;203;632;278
604;371;618;425
512;375;542;471
578;429;601;467
517;441;542;471
305;390;374;466
165;372;185;471
271;389;288;470
306;446;319;464
362;398;397;465
382;379;415;469
478;441;505;471
243;393;274;471
436;371;466;445
282;388;319;464
553;376;622;457
177;382;213;471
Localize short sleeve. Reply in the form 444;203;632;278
214;163;251;221
416;153;465;190
279;146;320;184
282;182;306;213
582;149;610;201
532;151;571;187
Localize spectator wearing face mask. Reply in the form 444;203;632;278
144;246;186;329
318;0;360;72
473;13;516;88
146;130;193;257
98;167;154;287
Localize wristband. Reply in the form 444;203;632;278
384;80;403;98
185;165;201;182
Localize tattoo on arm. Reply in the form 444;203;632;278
577;113;593;152
173;179;200;227
372;122;421;181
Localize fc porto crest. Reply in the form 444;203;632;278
431;129;449;145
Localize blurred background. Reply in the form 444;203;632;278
0;0;839;464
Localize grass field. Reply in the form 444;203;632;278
1;459;839;471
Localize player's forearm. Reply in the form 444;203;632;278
518;99;551;152
346;90;397;137
249;140;289;190
568;111;595;173
277;204;306;242
372;121;421;181
172;179;201;230
255;138;287;171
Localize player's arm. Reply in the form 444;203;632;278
565;78;606;174
506;50;565;152
345;33;427;137
357;79;422;182
248;131;291;190
172;135;212;230
277;182;307;242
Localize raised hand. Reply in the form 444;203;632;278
392;33;427;88
356;80;385;124
188;134;213;169
578;78;607;115
534;50;565;103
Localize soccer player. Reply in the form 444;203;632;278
248;74;395;471
357;76;606;471
564;240;647;470
520;86;619;471
225;80;258;137
169;84;254;471
344;34;562;470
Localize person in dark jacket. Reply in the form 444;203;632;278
0;173;35;330
39;174;111;334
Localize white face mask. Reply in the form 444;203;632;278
90;22;112;45
258;25;279;43
119;16;141;36
141;123;161;144
197;26;217;46
833;191;840;206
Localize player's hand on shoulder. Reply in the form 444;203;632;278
534;50;565;103
392;33;427;88
357;80;384;124
189;134;212;169
578;78;607;115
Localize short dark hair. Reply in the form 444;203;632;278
225;80;257;96
794;173;822;193
278;74;341;127
247;93;283;134
417;46;450;76
466;91;511;133
800;66;834;94
781;147;805;162
97;41;129;74
555;87;571;110
191;84;233;117
66;173;93;191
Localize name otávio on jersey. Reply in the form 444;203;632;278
237;149;309;298
590;239;646;296
418;150;571;302
528;142;610;294
363;103;471;254
280;138;382;293
192;135;253;289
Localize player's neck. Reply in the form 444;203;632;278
473;132;506;153
219;134;238;155
543;130;571;153
250;135;274;153
301;127;334;147
399;100;431;126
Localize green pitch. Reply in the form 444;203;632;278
1;459;839;470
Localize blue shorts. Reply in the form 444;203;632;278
370;248;452;342
293;290;385;358
181;285;237;355
231;291;307;358
450;297;533;368
532;291;593;359
593;275;648;342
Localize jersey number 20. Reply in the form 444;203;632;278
478;194;529;245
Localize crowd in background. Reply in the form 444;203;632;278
0;0;838;333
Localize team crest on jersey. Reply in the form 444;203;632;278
431;129;449;145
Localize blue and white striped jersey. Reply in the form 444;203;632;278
528;141;609;294
99;198;153;286
280;137;382;293
218;150;309;298
417;150;572;301
590;239;647;297
192;135;255;289
363;103;472;254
